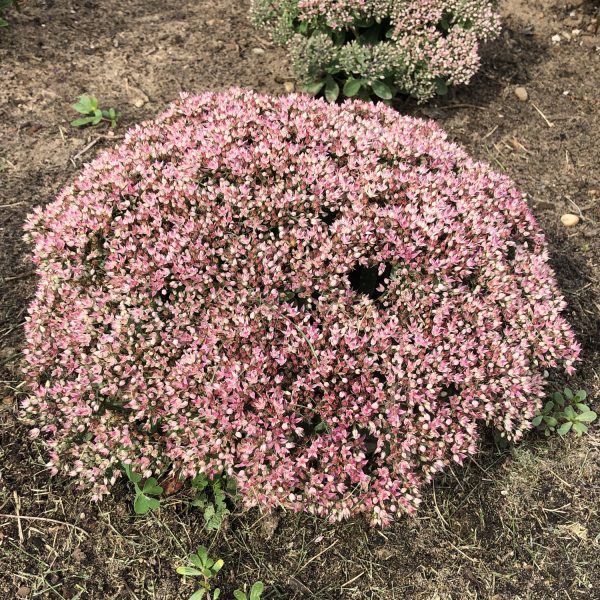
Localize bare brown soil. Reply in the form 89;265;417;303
1;1;599;599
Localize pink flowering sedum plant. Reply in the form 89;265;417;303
251;0;501;102
23;89;579;525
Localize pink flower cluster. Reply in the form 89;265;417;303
23;89;579;524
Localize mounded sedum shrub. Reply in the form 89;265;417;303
23;89;579;524
251;0;501;102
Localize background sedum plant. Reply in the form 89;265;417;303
23;89;580;525
251;0;501;102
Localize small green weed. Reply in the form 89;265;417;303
533;388;596;437
190;474;235;531
71;95;118;128
177;546;224;600
177;546;265;600
0;0;18;27
233;582;265;600
123;464;163;514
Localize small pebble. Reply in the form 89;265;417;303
552;34;562;43
284;81;295;93
561;213;580;227
252;47;265;55
514;86;528;102
133;98;145;108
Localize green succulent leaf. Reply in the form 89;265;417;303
189;589;207;600
572;422;588;435
302;80;325;95
531;415;543;427
543;401;554;414
177;566;203;577
434;77;449;96
343;77;363;97
371;80;393;100
250;581;265;600
557;422;572;436
233;592;247;600
324;75;340;102
577;411;597;423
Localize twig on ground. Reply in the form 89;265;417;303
13;492;24;543
0;513;89;537
530;102;554;127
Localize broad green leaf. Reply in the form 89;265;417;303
250;581;265;600
92;109;103;125
434;78;449;96
564;406;576;419
143;477;163;496
197;546;208;563
72;95;97;114
564;388;574;400
572;422;588;435
557;422;572;436
189;589;206;600
176;566;203;576
371;80;392;100
213;589;221;600
343;78;363;97
134;493;160;514
543;401;554;413
70;116;95;127
233;592;247;600
575;404;590;413
577;411;597;423
543;416;557;427
212;559;224;573
575;390;587;401
531;415;543;427
190;554;203;569
302;80;325;95
324;76;339;103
